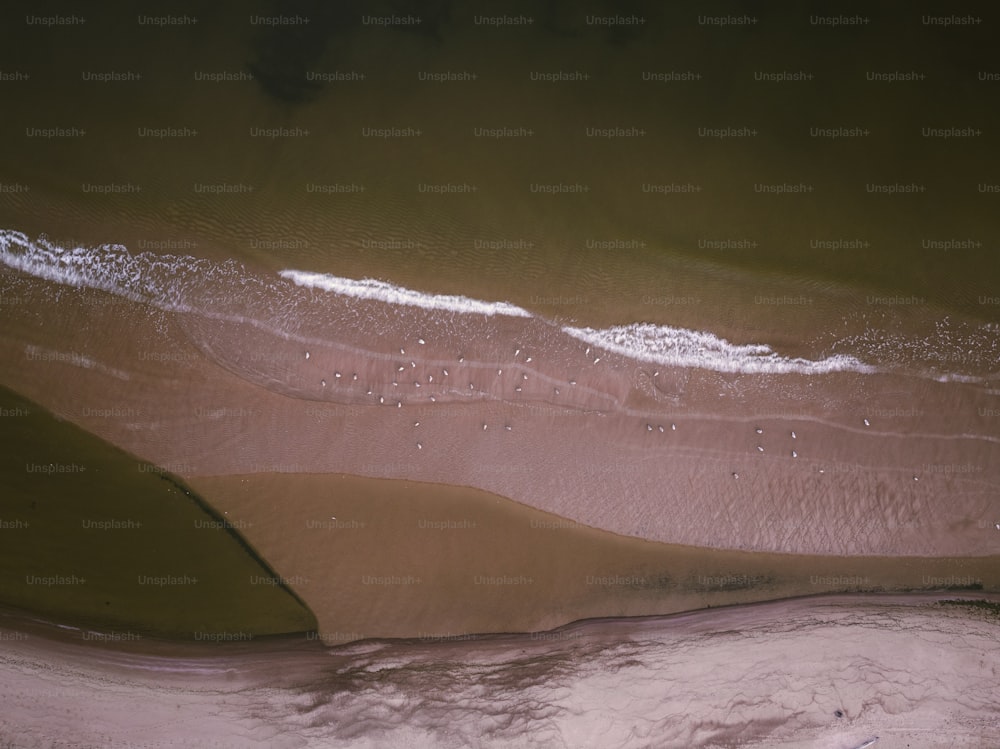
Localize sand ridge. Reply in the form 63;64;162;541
190;471;1000;642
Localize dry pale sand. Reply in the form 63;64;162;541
1;269;998;560
0;593;997;748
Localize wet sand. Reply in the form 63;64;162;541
1;593;997;748
3;356;996;644
1;269;998;560
191;472;999;641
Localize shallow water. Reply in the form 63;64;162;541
3;229;997;410
0;385;315;638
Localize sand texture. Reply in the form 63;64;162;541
1;594;997;748
1;267;997;558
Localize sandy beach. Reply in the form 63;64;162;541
1;3;998;746
1;593;997;748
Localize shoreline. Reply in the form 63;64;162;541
1;590;998;651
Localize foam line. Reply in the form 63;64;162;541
279;269;534;318
4;228;983;383
561;323;877;376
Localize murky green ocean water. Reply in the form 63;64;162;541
0;0;996;324
0;386;315;638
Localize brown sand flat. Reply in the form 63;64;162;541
1;270;998;559
189;472;998;641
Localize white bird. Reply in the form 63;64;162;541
305;351;310;359
863;418;870;426
321;380;327;387
791;431;797;439
418;338;425;345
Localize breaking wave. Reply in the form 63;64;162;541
4;229;993;386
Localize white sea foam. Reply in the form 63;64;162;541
562;323;876;376
0;228;213;313
0;230;140;299
279;268;879;376
0;229;977;382
279;269;533;318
